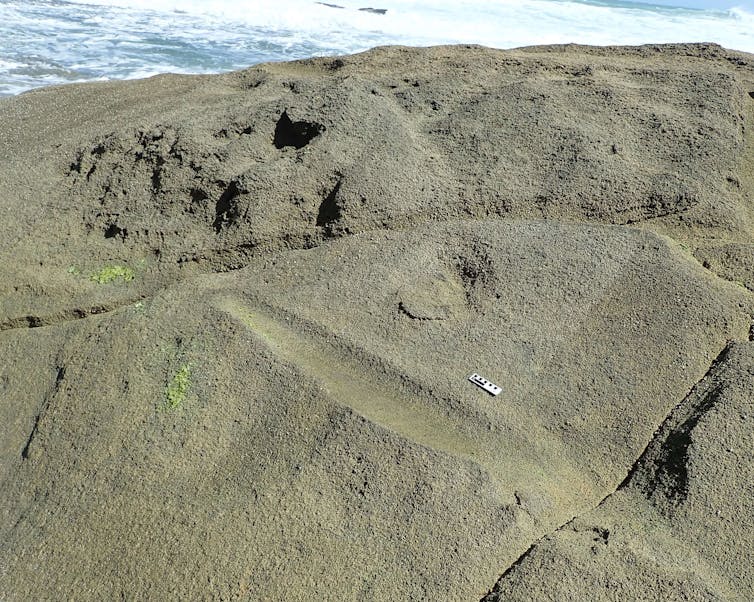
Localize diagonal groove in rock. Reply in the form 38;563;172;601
616;342;733;497
480;480;628;601
0;297;148;332
479;340;737;601
218;297;588;491
220;298;507;477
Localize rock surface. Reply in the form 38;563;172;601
1;43;753;600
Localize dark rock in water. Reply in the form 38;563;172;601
315;3;386;14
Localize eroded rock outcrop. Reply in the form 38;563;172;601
0;43;753;600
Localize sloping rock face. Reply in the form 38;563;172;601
0;43;753;600
483;342;754;602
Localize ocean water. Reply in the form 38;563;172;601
0;0;752;96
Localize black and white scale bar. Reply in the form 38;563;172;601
468;373;501;396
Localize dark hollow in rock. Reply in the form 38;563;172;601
274;110;325;150
316;178;343;229
213;181;242;233
640;380;725;507
24;316;44;328
189;188;209;204
103;223;127;240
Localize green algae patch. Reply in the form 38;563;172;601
90;265;135;284
165;364;192;410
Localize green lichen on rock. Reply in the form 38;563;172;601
90;265;135;284
164;364;192;410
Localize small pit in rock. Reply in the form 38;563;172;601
317;178;343;229
274;110;325;150
213;181;243;233
104;224;127;240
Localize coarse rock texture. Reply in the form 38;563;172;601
482;341;754;602
1;43;753;600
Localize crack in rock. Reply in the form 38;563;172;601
21;364;66;460
0;297;147;332
479;340;737;601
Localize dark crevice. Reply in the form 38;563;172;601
644;412;706;502
190;188;209;203
316;178;343;229
21;365;66;460
617;343;732;499
398;302;444;321
177;233;321;271
274;110;325;150
0;298;146;332
214;124;253;138
23;316;43;328
68;152;83;175
151;168;161;192
104;223;127;240
480;342;735;601
622;202;697;226
480;509;584;601
213;181;242;233
20;412;41;460
480;541;539;600
623;209;683;225
188;188;210;216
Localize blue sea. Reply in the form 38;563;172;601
1;0;752;96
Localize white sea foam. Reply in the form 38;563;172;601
60;1;754;52
1;0;753;96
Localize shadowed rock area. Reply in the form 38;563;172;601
1;43;753;600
